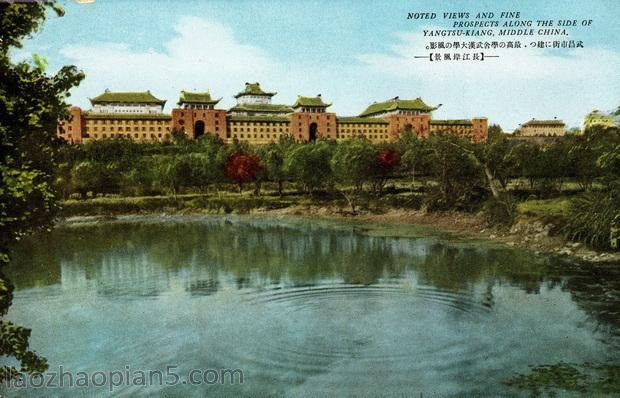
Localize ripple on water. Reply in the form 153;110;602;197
203;283;500;376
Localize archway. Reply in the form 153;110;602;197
309;123;318;141
194;120;205;139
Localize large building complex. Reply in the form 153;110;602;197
57;83;488;144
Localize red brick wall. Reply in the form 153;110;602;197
471;118;488;142
289;112;337;141
384;114;431;139
171;108;228;140
57;106;84;144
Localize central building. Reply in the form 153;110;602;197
170;82;487;144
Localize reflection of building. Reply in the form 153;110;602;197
58;83;488;144
516;118;565;137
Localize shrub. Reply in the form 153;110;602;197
484;193;517;227
563;189;620;250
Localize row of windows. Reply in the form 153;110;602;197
338;128;387;134
233;133;281;139
87;119;168;125
86;126;171;132
336;133;389;140
229;122;288;127
91;133;171;140
339;123;386;129
231;127;285;133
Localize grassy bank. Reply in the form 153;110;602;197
60;193;296;217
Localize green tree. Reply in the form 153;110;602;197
330;138;377;212
507;142;542;190
0;2;84;382
71;161;120;195
396;130;430;191
284;141;334;194
425;133;484;210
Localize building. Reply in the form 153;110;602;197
57;90;172;144
58;84;488;144
90;89;166;114
582;109;618;131
516;118;566;137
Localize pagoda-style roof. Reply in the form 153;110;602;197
177;91;221;106
90;90;166;105
521;119;565;126
234;82;276;98
359;97;436;117
292;95;332;108
228;103;293;114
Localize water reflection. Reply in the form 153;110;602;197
3;215;619;396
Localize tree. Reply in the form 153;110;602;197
284;141;334;194
478;124;514;190
425;133;484;210
257;142;287;197
1;2;84;382
396;130;429;191
330;138;377;212
507;142;542;190
371;147;400;195
224;153;262;193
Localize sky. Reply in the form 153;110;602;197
13;0;620;131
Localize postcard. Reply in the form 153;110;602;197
1;0;619;396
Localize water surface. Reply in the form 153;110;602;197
2;215;619;396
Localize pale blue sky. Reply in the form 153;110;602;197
16;0;620;130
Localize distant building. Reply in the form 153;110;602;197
517;118;565;137
582;109;618;131
58;83;488;144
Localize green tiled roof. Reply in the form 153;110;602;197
292;95;331;108
228;116;290;123
430;119;473;125
234;82;276;98
359;97;436;117
229;103;293;113
90;90;166;105
521;119;565;126
83;112;171;120
337;117;389;124
178;91;221;105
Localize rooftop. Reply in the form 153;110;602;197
359;97;437;117
292;95;331;108
178;91;221;105
337;117;389;124
228;115;290;122
228;103;293;113
521;119;565;126
90;90;166;105
234;82;276;98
